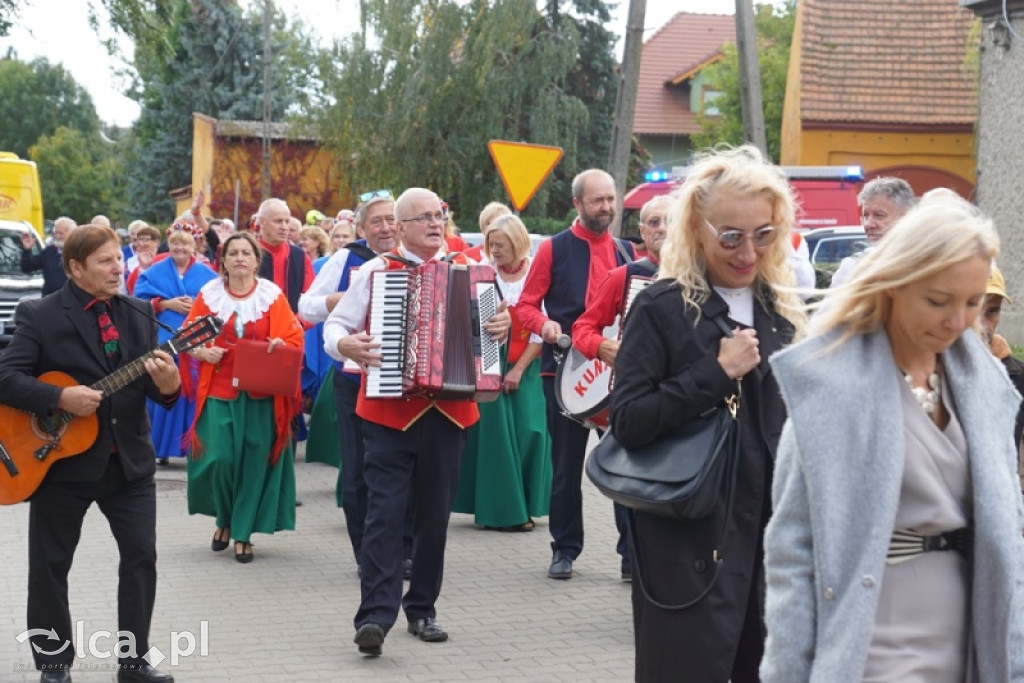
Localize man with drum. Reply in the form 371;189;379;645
518;169;635;581
572;195;670;370
323;187;511;656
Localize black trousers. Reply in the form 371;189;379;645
354;409;465;633
542;376;629;562
28;457;157;670
333;373;413;565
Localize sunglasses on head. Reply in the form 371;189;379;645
359;189;393;203
702;219;778;250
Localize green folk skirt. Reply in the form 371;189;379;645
452;355;552;527
187;394;296;542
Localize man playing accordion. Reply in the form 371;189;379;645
323;187;510;657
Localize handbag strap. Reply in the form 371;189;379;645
628;415;742;610
629;309;743;610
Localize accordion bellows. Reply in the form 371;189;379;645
366;261;502;402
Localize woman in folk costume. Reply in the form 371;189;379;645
453;213;552;530
133;225;217;465
182;231;304;564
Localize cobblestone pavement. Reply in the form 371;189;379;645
1;436;634;682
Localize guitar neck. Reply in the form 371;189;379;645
90;341;177;396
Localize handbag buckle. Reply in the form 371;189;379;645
725;394;739;419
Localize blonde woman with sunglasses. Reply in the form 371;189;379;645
609;145;806;682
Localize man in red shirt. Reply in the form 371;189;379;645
517;169;635;581
572;195;670;366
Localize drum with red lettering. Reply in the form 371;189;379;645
555;344;614;430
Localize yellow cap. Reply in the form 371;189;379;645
306;209;326;225
987;265;1012;304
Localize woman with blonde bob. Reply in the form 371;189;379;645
453;214;552;530
762;193;1024;681
609;145;805;682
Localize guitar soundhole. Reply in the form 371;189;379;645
33;413;67;439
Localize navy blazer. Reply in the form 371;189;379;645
20;245;67;296
0;283;174;483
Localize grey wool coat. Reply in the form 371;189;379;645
760;327;1024;682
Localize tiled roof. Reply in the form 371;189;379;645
634;12;736;136
799;0;978;125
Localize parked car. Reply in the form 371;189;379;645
802;226;868;267
801;226;869;288
0;220;44;346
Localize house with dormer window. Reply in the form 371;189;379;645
633;13;736;170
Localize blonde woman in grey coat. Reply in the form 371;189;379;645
761;192;1024;682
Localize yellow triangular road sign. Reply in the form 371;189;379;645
487;140;564;211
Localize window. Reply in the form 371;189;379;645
702;88;723;116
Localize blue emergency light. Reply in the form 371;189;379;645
644;170;671;182
844;166;864;181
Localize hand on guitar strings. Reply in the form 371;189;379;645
338;332;382;372
484;301;511;343
57;385;104;417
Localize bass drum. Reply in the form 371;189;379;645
554;345;613;430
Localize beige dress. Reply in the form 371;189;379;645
863;378;974;682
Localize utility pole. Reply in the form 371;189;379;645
607;0;647;237
261;0;272;200
735;0;767;155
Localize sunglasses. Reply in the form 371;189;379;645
359;189;393;203
702;219;778;250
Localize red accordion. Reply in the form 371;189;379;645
366;260;502;402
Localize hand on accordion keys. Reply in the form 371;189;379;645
337;331;382;371
483;300;511;343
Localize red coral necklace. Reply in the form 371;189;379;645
498;258;526;275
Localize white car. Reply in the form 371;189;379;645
0;220;44;345
801;226;869;267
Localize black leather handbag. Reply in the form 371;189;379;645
585;312;742;521
585;384;740;520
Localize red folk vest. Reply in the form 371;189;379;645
355;251;481;431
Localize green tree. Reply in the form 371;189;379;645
127;0;321;222
30;126;123;221
0;0;19;36
316;0;619;223
0;55;101;158
691;0;796;162
542;0;617;215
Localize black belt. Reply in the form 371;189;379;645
887;527;971;565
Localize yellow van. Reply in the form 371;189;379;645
0;152;44;240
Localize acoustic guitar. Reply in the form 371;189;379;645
0;314;222;505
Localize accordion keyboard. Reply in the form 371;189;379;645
366;270;410;398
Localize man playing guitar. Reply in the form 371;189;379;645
0;225;181;683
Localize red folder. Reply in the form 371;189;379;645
231;339;302;397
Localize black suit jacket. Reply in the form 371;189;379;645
0;283;173;483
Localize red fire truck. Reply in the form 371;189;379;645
622;165;865;236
